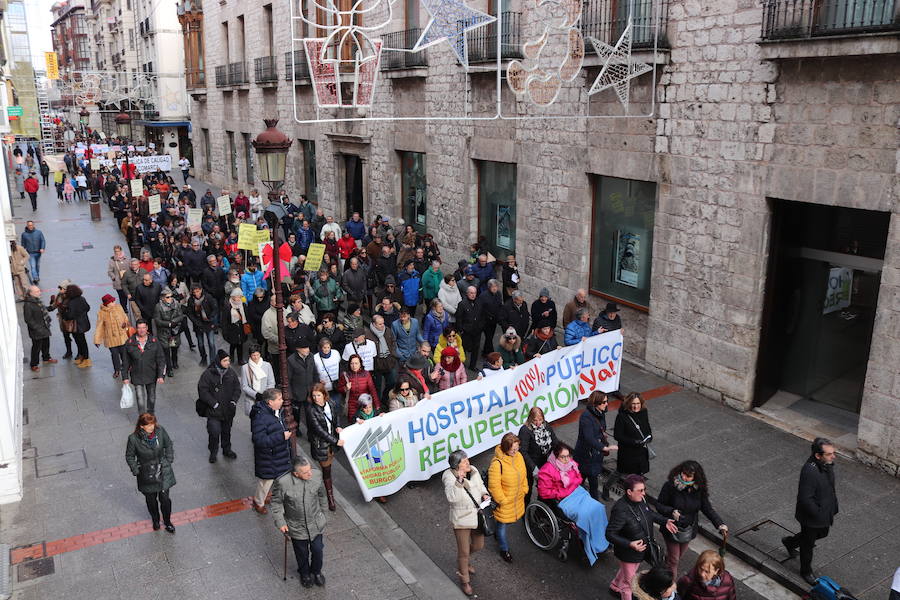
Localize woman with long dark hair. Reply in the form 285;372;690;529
653;460;728;577
125;413;176;533
306;383;345;512
63;284;92;368
614;392;653;477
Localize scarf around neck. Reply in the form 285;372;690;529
369;323;389;355
550;451;576;488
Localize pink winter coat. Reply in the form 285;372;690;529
430;363;468;391
537;459;584;500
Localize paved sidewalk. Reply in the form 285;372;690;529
1;179;464;600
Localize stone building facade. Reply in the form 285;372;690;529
182;0;900;474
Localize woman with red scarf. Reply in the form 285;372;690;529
430;346;468;391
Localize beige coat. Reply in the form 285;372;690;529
443;468;489;529
10;245;29;275
387;388;419;412
93;303;130;348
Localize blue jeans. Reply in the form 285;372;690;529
496;522;509;552
195;327;217;360
28;252;40;281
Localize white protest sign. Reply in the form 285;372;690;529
217;195;232;216
148;194;161;214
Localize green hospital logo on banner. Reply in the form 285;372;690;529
350;425;406;489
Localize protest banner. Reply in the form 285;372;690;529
216;195;232;216
238;223;258;251
148;195;161;214
305;243;326;272
339;331;624;501
130;179;143;196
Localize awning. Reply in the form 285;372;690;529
134;120;192;132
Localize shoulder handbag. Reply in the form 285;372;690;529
62;318;77;333
627;415;656;460
462;478;495;537
627;500;667;568
671;512;697;544
138;460;162;485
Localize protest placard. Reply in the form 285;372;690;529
148;194;161;214
90;158;100;171
238;223;258;251
305;243;326;272
187;208;203;227
216;195;232;216
130;179;143;196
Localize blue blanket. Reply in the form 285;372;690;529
559;485;610;565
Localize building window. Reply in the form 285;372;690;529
227;131;237;180
589;175;656;309
242;132;254;184
201;128;211;171
301;139;318;204
476;160;516;259
400;151;427;233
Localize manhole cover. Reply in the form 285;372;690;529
17;557;54;582
35;449;87;478
735;519;796;562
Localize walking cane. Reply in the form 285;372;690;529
718;530;729;557
283;532;289;581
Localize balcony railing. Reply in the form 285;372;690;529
215;64;227;87
581;0;670;48
466;12;523;62
284;49;311;80
254;56;278;83
380;28;428;70
227;61;249;85
186;68;206;90
762;0;899;39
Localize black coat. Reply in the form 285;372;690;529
475;290;503;327
518;423;559;473
249;402;292;480
500;299;531;338
180;248;207;277
614;409;652;475
197;363;241;421
125;426;176;493
593;312;622;332
287;352;318;406
62;295;91;334
186;293;219;332
455;297;480;334
573;405;609;478
246;296;269;340
23;296;51;340
133;282;162;321
606;497;669;563
653;480;724;542
306;399;341;463
530;299;558;329
122;335;167;385
795;457;839;528
201;266;227;301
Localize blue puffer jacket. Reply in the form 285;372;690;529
398;270;421;307
241;270;267;300
564;319;596;346
249;401;293;480
391;318;423;362
345;219;366;240
422;309;449;348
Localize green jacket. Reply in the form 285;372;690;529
271;469;328;540
125;426;176;493
422;268;443;301
311;278;343;313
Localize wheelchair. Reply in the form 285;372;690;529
524;498;584;562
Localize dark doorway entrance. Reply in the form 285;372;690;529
755;200;889;415
344;155;364;219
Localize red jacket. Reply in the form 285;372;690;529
337;368;380;420
537;459;584;500
337;235;356;259
24;177;39;193
677;568;737;600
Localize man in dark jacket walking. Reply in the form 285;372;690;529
186;285;219;366
23;285;57;371
122;319;167;413
592;301;622;333
499;291;531;338
782;437;839;585
287;338;317;426
134;273;163;332
249;388;292;514
200;255;227;309
475;279;503;358
456;286;481;370
180;241;207;286
198;349;241;463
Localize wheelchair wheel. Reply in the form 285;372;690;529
525;501;560;551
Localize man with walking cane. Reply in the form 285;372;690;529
271;456;329;588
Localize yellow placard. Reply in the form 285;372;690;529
305;243;325;273
238;223;258;251
130;179;143;196
45;52;59;79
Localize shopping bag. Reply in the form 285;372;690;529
120;383;135;409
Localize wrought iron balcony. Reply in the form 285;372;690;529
227;61;249;85
380;28;428;70
215;64;227;87
762;0;899;39
466;12;523;62
581;0;670;48
254;55;278;83
283;49;311;81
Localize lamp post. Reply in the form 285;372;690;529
253;119;295;435
79;108;89;138
115;111;134;209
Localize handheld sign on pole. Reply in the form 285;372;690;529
90;158;100;171
305;243;326;272
130;179;144;196
187;208;203;231
216;195;232;216
238;223;258;250
148;194;162;214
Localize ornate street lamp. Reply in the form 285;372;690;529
253;119;296;437
79;107;89;136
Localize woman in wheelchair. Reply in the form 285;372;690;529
534;441;610;564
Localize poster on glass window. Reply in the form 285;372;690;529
496;205;513;250
614;230;641;288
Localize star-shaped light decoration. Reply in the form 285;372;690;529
586;22;652;108
413;0;496;68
